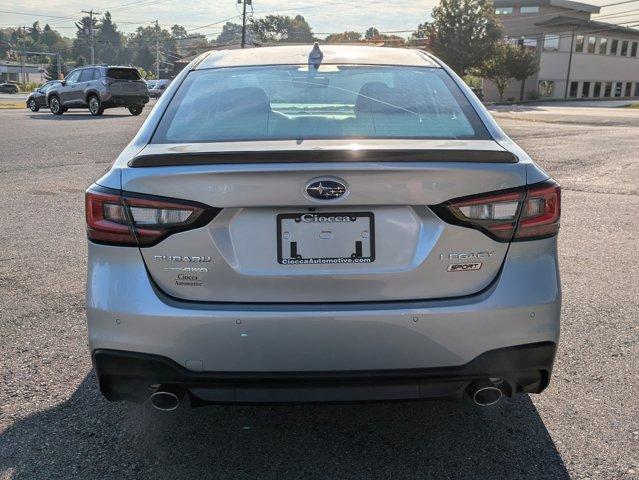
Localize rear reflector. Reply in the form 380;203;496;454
431;180;560;242
85;186;220;247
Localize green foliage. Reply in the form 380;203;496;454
19;81;41;92
408;22;430;47
45;58;68;81
428;0;503;75
527;90;541;101
216;23;243;45
364;27;379;40
360;26;405;46
250;15;314;44
325;31;362;43
476;42;539;102
170;25;188;39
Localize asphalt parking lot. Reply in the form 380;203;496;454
0;103;637;480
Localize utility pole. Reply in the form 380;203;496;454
82;9;101;64
154;19;160;79
240;0;252;48
564;29;576;99
20;26;26;86
57;52;62;79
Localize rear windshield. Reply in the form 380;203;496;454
107;68;141;80
152;65;490;143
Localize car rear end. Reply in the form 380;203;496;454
86;46;560;408
100;67;149;108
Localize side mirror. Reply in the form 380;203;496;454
60;80;66;86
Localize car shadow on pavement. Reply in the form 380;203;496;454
28;113;132;119
0;373;570;480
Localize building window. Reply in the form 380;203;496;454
599;38;608;55
635;83;639;96
593;82;602;97
520;5;540;12
538;80;554;97
569;81;579;98
581;81;591;97
575;35;584;52
614;82;622;97
611;39;619;55
625;82;632;96
604;82;612;97
632;42;638;57
495;7;513;14
587;36;596;53
544;34;560;51
621;40;629;56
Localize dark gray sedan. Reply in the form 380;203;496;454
26;81;61;111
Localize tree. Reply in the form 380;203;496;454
408;22;431;47
76;55;86;67
29;21;41;42
132;44;155;72
97;12;127;64
128;25;178;75
41;24;69;54
250;15;314;43
510;45;539;100
364;27;379;40
45;58;68;81
216;22;243;45
476;42;538;102
325;31;362;43
171;25;188;39
427;0;502;75
72;15;98;63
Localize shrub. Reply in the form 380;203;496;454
527;90;541;101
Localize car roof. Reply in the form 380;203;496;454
196;45;439;70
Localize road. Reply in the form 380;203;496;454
0;93;28;102
0;104;637;480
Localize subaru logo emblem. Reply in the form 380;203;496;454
305;178;348;200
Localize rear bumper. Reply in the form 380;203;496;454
93;342;557;404
102;94;149;107
86;237;561;403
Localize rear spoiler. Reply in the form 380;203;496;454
128;149;518;167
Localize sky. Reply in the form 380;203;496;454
0;0;637;39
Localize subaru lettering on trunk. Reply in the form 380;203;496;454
85;44;561;410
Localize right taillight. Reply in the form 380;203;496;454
513;181;561;241
85;186;220;247
432;180;561;242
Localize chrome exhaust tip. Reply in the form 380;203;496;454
467;380;504;407
149;387;180;411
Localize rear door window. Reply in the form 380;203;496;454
78;69;93;82
107;68;141;80
152;65;490;143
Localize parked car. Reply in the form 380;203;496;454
147;79;170;97
0;82;19;94
47;65;149;116
86;44;561;410
26;80;61;111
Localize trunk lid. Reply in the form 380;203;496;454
121;140;524;303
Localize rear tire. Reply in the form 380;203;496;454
28;98;39;112
49;96;65;115
128;105;143;116
88;95;104;116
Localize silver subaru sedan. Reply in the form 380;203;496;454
85;44;560;410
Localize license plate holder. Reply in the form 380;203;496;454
277;212;375;265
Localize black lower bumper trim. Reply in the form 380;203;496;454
103;95;149;108
93;342;556;405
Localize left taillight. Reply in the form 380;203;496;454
85;186;219;247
